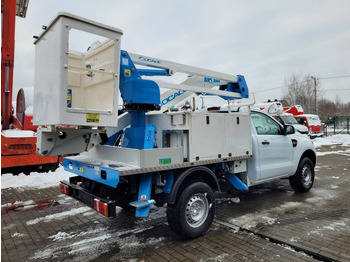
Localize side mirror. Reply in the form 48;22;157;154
284;125;295;135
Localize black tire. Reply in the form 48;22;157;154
289;157;315;193
166;182;216;239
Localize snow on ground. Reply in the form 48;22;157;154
230;189;340;230
198;253;229;262
313;134;350;148
12;233;27;238
48;228;109;242
313;134;350;156
1;200;35;208
230;202;303;229
305;218;350;237
26;207;91;225
29;223;165;261
317;150;350;156
1;166;72;189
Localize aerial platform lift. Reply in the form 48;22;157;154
32;12;319;239
32;12;318;238
34;13;252;238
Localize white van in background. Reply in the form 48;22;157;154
253;102;309;135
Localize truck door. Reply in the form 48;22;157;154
251;112;293;180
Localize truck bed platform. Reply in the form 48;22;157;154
63;144;252;188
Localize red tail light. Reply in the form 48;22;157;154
93;198;109;217
59;183;71;196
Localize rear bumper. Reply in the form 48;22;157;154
60;177;116;218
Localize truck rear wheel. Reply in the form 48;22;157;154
289;157;315;193
166;182;215;239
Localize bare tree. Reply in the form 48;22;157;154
282;72;324;114
317;98;338;121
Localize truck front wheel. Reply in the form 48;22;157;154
289;157;315;193
167;182;215;239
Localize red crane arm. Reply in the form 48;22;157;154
1;0;17;130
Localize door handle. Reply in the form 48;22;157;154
262;140;270;145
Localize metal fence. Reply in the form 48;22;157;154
324;116;350;136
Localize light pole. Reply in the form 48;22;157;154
310;76;317;115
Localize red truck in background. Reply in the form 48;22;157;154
284;105;323;138
1;0;60;175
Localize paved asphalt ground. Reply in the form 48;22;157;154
1;144;350;262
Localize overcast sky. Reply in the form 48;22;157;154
13;0;350;104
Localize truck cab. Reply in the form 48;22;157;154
284;106;323;139
217;106;316;188
248;110;315;185
294;114;323;138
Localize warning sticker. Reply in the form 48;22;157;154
124;69;131;77
67;89;72;108
86;113;100;123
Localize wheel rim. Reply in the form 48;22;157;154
302;164;312;186
185;193;209;228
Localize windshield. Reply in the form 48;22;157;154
307;116;321;126
279;115;298;124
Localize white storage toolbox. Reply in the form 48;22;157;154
147;111;252;162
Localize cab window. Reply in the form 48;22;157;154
296;118;306;126
251;112;282;135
